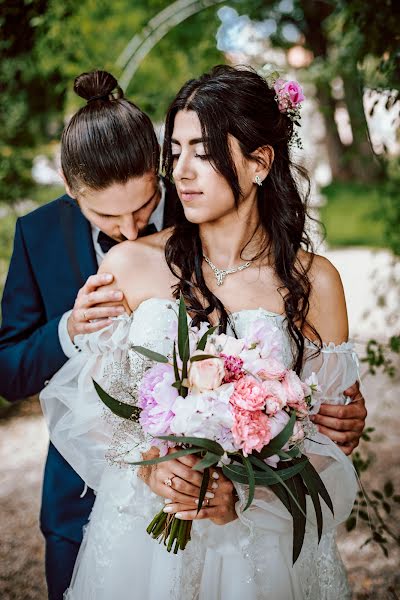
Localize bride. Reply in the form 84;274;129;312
41;65;358;599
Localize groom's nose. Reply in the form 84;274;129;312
119;214;138;241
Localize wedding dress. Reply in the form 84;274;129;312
40;298;359;600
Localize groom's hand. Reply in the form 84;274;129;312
311;381;367;455
67;273;125;341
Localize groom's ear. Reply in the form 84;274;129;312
58;169;76;199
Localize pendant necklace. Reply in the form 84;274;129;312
203;254;252;286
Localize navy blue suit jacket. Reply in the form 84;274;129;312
0;185;179;543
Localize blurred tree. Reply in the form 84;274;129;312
0;0;224;204
0;0;71;203
242;0;386;182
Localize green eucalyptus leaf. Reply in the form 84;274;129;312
157;435;224;456
178;296;189;363
197;325;219;351
242;455;255;511
172;343;180;382
92;379;140;420
197;468;210;513
130;345;169;363
190;353;218;362
128;447;203;466
192;452;221;471
259;411;296;456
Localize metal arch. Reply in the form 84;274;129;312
117;0;226;91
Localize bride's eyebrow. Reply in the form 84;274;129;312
171;137;208;146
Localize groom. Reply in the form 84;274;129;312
0;169;180;598
0;126;366;600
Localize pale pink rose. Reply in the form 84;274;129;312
282;80;304;107
232;408;271;456
282;370;305;406
188;350;225;392
255;358;287;381
269;409;290;440
263;380;288;414
290;421;305;443
230;376;266;412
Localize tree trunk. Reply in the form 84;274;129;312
341;70;383;182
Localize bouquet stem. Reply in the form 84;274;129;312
146;509;192;554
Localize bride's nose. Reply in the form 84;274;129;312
173;152;195;181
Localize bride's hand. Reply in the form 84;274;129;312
159;454;238;526
138;447;216;507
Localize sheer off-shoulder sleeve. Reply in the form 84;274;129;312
40;315;146;491
302;340;360;407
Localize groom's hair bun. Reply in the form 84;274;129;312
73;70;124;102
61;69;159;194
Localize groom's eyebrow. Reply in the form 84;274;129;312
93;189;159;218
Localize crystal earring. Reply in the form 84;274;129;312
254;175;263;186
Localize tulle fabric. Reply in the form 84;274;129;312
40;298;358;600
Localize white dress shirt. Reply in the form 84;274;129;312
58;180;166;358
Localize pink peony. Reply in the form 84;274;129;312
188;350;225;392
230;376;267;412
138;363;178;437
263;379;288;414
232;408;271;456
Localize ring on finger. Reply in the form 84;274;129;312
83;310;87;321
164;476;176;488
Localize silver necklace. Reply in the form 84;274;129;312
203;254;252;286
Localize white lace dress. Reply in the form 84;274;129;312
40;298;359;600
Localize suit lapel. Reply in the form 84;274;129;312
59;196;97;288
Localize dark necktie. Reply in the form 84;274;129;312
97;223;158;254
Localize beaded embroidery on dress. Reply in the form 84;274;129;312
40;298;358;600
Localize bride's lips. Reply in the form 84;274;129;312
179;189;203;202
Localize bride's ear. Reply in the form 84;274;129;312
251;145;274;183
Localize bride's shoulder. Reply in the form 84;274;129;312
297;249;343;296
98;228;175;310
297;249;348;343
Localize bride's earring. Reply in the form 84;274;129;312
254;175;263;186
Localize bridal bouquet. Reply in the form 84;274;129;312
94;298;333;564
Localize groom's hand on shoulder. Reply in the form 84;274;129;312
67;273;125;341
311;380;367;455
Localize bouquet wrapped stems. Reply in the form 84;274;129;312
146;511;192;553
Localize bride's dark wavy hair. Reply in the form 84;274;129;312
163;65;321;373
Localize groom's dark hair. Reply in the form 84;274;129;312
61;70;160;195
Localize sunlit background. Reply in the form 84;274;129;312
1;1;399;598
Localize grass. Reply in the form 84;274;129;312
320;181;386;248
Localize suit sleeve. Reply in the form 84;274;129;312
0;219;68;401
